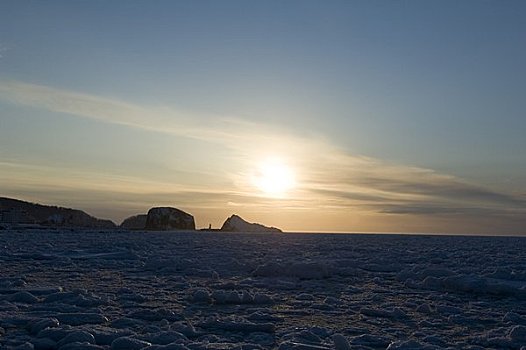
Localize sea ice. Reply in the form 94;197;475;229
1;229;526;349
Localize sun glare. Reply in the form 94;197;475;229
252;158;296;197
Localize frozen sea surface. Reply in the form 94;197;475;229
1;229;525;350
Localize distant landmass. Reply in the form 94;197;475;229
0;197;116;228
220;214;282;233
0;197;282;232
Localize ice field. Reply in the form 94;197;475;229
1;229;525;349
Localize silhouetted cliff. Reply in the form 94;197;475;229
220;214;282;233
0;197;116;228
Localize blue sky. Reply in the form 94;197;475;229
1;1;525;234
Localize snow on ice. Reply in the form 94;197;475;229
0;230;525;349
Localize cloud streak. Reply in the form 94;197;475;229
0;80;297;149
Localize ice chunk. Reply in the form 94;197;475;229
92;329;134;345
296;293;315;301
55;313;108;326
14;343;34;350
416;303;433;314
37;327;72;341
509;325;526;343
31;337;57;350
191;289;211;303
8;291;39;303
28;317;60;335
143;331;187;345
503;312;526;325
56;330;96;348
253;293;273;304
169;322;199;338
111;336;152;350
332;334;351;350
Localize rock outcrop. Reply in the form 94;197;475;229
120;214;147;230
220;214;282;233
145;207;195;231
0;197;116;228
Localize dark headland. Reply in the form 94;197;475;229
0;197;282;232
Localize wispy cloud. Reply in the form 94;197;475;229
302;155;526;219
0;80;208;136
0;80;293;149
1;80;525;232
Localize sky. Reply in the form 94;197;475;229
1;1;525;234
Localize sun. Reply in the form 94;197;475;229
252;158;296;197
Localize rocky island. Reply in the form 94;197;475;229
121;210;280;233
144;207;196;231
220;214;282;233
119;214;147;230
